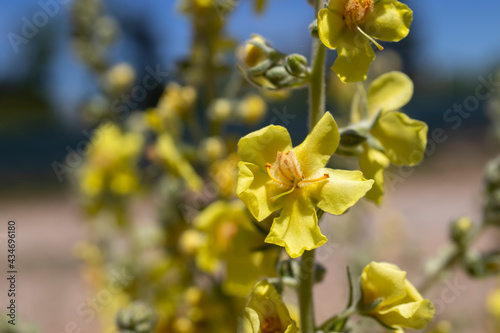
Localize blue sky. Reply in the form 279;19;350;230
1;0;500;119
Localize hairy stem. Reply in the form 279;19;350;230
299;1;327;331
299;249;316;333
308;0;327;129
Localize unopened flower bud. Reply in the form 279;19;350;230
264;66;292;87
450;216;473;246
105;63;136;94
116;302;157;333
285;54;309;77
208;98;234;122
173;317;194;333
485;156;500;193
198;137;227;162
179;229;205;255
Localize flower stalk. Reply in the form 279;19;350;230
299;0;327;331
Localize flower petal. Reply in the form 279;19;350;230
360;0;412;42
265;192;327;258
238;125;292;170
293;112;340;177
237;162;283;221
242;308;261;333
332;31;376;83
311;169;374;215
367;71;413;117
317;1;347;50
371;111;428;166
361;262;408;306
376;299;435;329
359;146;390;205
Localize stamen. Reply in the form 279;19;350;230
277;152;293;182
297;173;330;187
356;25;384;51
284;151;303;180
266;163;290;186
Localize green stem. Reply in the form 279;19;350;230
298;1;326;331
299;249;316;333
308;0;327;128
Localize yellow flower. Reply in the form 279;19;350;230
360;262;435;330
355;72;427;204
158;82;197;119
79;123;143;197
237;112;373;258
241;280;298;333
193;200;280;297
318;0;412;82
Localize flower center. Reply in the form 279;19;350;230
344;0;374;27
343;0;384;51
261;316;282;333
265;151;329;202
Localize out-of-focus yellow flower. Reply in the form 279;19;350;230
488;288;500;318
427;321;452;333
194;0;213;8
192;200;280;297
238;94;267;125
261;89;292;102
355;72;427;204
318;0;412;82
237;112;373;258
241;280;298;333
360;262;435;330
209;153;240;198
158;82;197;119
79;123;143;197
155;133;203;191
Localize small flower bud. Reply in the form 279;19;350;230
179;229;205;255
208;98;234;122
264;65;293;87
105;63;136;94
309;19;319;38
116;302;157;333
173;317;194;333
285;54;309;77
484;188;500;226
449;216;473;246
238;94;267;124
184;287;203;306
464;250;500;278
485;156;500;193
198;137;227;162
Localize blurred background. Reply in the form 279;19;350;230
1;0;500;332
